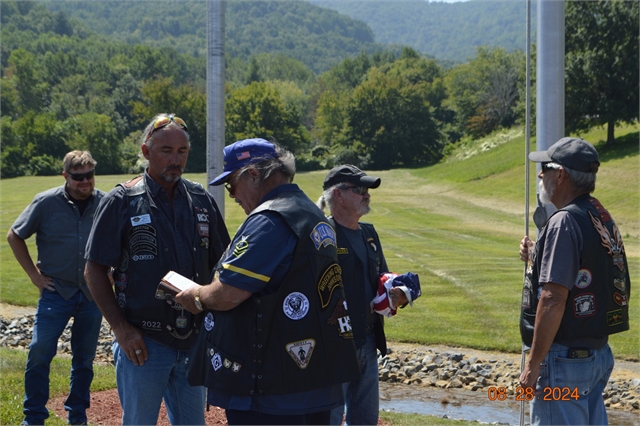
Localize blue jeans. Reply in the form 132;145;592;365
23;289;102;425
530;343;614;426
113;337;205;425
330;333;379;425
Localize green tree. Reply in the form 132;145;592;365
225;81;310;153
565;0;639;145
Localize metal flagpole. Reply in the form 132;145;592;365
520;0;532;424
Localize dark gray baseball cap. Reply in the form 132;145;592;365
529;137;600;173
323;164;381;190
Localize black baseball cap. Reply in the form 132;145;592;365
529;137;600;173
323;164;381;190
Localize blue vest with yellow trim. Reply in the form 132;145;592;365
187;188;360;395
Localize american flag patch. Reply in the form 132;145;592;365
237;151;250;160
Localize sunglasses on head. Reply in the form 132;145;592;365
68;170;95;181
341;185;368;196
146;114;188;141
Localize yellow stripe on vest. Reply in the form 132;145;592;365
222;263;270;282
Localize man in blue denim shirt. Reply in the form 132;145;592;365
7;151;106;425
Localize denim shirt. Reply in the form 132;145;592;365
11;185;106;301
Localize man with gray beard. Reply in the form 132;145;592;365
519;137;630;425
84;113;230;425
317;165;407;425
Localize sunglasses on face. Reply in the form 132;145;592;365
146;114;188;141
341;185;368;196
68;170;95;181
541;162;560;173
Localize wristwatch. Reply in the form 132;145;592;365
194;286;204;311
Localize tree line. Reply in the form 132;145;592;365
1;0;637;178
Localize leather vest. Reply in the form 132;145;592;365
331;219;387;354
187;189;360;395
114;177;218;350
520;195;631;345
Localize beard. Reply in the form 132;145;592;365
538;179;555;204
357;202;371;216
160;165;184;183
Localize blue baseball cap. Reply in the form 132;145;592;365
210;138;278;186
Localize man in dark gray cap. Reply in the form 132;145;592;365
518;137;630;425
317;164;407;425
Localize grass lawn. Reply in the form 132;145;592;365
0;124;637;424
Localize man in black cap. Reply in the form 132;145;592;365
317;165;407;425
518;137;630;425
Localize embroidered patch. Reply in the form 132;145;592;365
607;309;624;326
521;289;531;309
317;264;343;308
283;292;310;320
209;348;215;357
198;223;209;237
232;235;249;258
128;224;157;261
117;293;126;308
367;238;377;252
224;358;232;368
211;353;223;371
575;269;592;289
337;247;348;255
310;222;337;250
573;294;596;318
200;237;209;249
613;292;628;307
326;298;353;339
613;278;626;292
232;362;242;373
130;214;151;226
589;211;626;272
286;339;316;369
588;198;612;222
204;312;215;332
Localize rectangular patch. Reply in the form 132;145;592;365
130;214;151;226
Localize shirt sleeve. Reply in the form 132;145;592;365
84;189;128;267
538;210;583;290
11;193;46;240
218;211;297;294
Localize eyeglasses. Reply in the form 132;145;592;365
341;185;368;196
541;162;560;173
224;182;234;194
146;114;188;141
68;170;95;181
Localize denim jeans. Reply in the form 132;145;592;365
113;336;205;425
330;333;379;425
23;289;102;425
530;343;614;426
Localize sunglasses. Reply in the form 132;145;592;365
341;185;368;196
541;163;560;173
68;170;95;181
146;114;188;141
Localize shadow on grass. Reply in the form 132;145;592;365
594;131;639;162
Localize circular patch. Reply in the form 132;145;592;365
283;292;310;320
575;269;592;289
204;312;215;332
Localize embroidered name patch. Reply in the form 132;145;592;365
283;292;310;320
317;264;343;308
130;214;151;226
286;339;315;369
574;269;592;289
128;224;157;261
310;222;337;250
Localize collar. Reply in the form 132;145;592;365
144;171;186;197
258;183;299;205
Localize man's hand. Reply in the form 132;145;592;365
112;322;148;366
519;361;540;391
30;271;55;295
389;287;408;308
520;236;534;262
175;285;201;314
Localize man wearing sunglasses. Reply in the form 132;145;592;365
317;164;406;425
175;138;360;425
518;137;630;425
7;151;106;425
84;113;230;425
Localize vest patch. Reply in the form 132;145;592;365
326;298;353;339
589;211;626;272
130;214;151;226
232;362;241;372
337;247;348;255
128;224;157;261
573;294;596;317
613;292;627;307
198;223;209;237
607;309;624;326
575;269;592;289
283;292;310;320
317;264;343;308
223;358;232;368
211;353;223;371
286;339;315;369
232;235;249;258
204;312;215;332
310;222;337;250
613;278;626;292
367;237;377;252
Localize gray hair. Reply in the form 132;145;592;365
140;113;190;150
564;165;597;194
316;185;339;214
237;143;296;184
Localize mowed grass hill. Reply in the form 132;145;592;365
1;125;638;359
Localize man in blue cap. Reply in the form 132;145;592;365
519;137;631;425
177;139;360;425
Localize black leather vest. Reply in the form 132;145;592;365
115;177;222;350
187;188;360;395
331;219;387;354
520;195;631;345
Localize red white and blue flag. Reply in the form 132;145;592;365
236;151;251;160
